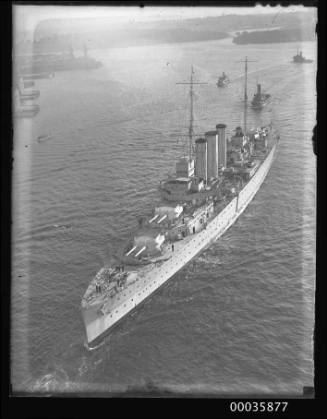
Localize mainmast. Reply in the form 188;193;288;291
243;56;248;135
189;66;194;158
176;66;207;159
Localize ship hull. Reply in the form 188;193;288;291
82;143;277;348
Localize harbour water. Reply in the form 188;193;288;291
11;38;316;395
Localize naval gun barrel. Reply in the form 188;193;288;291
149;214;159;223
134;246;146;257
157;214;168;224
125;246;137;256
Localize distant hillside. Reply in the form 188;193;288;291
14;9;316;54
31;10;316;37
15;29;229;55
233;26;315;44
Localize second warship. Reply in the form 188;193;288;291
81;58;279;348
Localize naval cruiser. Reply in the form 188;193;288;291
81;57;280;348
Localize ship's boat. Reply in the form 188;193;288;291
217;72;230;87
81;61;280;348
292;51;313;63
251;83;270;110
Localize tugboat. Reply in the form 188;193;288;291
217;72;230;87
81;60;280;348
292;51;313;63
251;83;270;110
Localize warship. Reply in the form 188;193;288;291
81;57;279;348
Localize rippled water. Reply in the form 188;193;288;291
11;39;316;395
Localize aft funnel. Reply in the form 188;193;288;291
195;138;207;181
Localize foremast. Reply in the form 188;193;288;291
238;56;256;135
176;66;207;159
189;67;194;158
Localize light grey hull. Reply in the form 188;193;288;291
82;143;277;347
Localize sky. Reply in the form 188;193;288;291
14;4;310;33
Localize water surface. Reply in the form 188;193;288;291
11;39;316;395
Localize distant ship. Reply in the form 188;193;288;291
217;72;230;87
16;44;102;75
81;58;280;348
292;51;313;63
251;83;270;110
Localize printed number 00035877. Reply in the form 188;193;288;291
230;401;288;413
